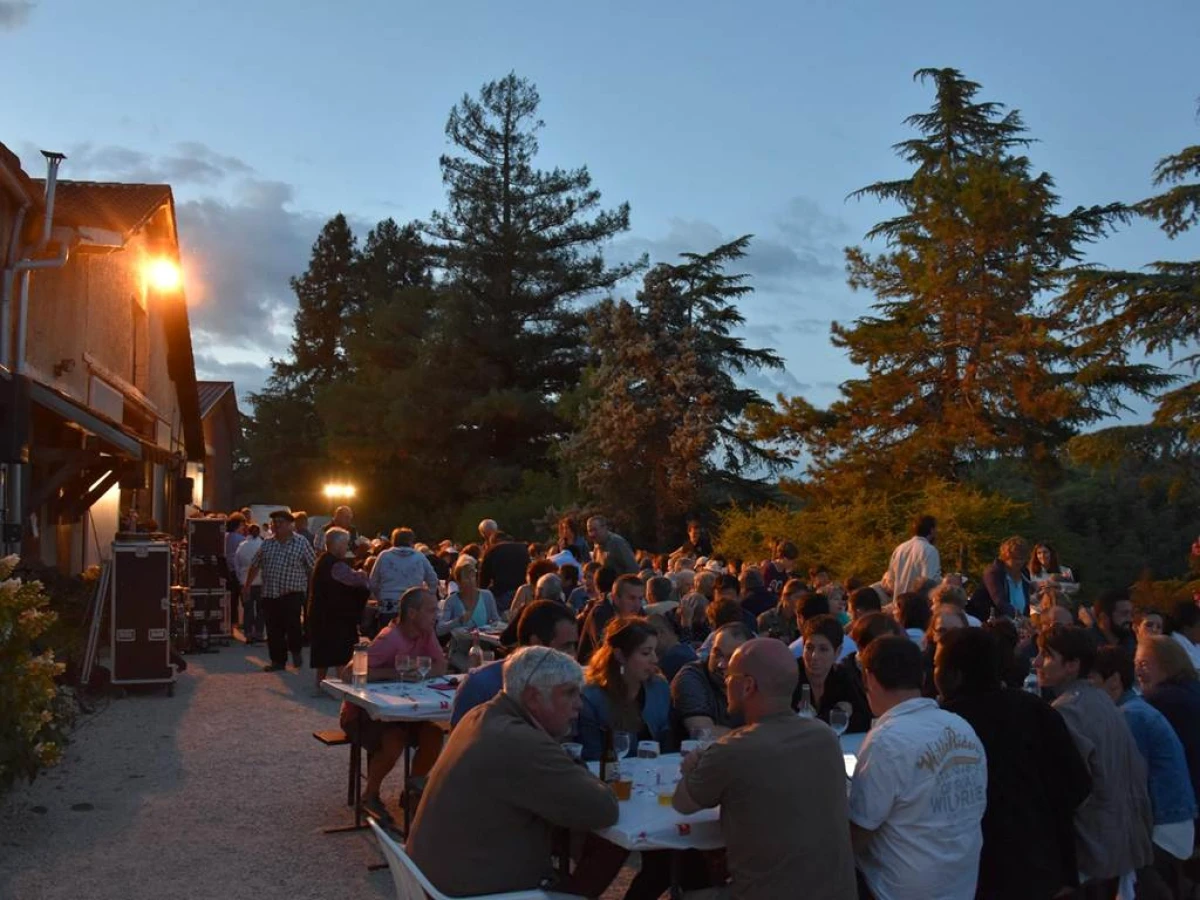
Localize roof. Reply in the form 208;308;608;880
196;381;236;419
30;179;172;239
0;142;41;205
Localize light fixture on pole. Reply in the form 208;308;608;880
323;483;356;500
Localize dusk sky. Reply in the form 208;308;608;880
3;0;1197;418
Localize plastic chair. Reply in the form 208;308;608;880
368;819;585;900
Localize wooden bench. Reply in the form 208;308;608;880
314;729;363;824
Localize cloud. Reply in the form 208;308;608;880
0;1;33;30
59;141;255;185
192;352;271;405
177;178;329;354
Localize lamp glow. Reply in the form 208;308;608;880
145;258;182;292
323;483;356;500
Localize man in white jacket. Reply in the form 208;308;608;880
234;524;265;643
885;515;941;603
369;527;439;623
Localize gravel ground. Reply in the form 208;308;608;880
0;641;637;900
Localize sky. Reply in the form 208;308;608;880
2;0;1197;419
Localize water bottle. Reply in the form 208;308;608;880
796;684;816;719
197;623;209;651
352;640;370;688
467;635;483;670
1023;672;1040;696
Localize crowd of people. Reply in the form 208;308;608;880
208;505;1200;900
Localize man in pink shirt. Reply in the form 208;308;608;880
340;587;448;825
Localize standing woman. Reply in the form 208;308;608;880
557;516;590;566
575;618;673;760
309;527;371;696
1029;542;1075;585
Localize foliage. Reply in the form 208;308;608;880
0;555;68;790
565;238;783;547
749;68;1166;494
1065;128;1200;439
426;72;641;499
716;479;1029;582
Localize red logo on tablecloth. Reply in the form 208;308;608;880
677;823;691;836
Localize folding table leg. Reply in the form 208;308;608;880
324;731;368;835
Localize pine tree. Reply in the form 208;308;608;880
750;68;1166;494
566;237;782;546
427;73;640;494
1067;131;1200;438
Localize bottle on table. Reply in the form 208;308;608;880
796;684;815;719
468;635;483;670
352;640;370;687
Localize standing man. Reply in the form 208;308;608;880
586;516;639;576
293;510;314;547
673;637;857;899
849;635;988;900
315;505;355;552
479;526;529;613
884;514;940;602
224;513;247;634
246;509;317;673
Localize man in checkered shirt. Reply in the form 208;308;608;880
246;509;317;672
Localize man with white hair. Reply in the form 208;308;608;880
408;647;619;897
478;518;498;543
535;572;564;604
315;505;356;552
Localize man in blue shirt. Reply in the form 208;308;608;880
450;601;578;727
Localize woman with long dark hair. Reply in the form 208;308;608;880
575;618;673;760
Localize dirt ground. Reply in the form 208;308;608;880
0;641;635;900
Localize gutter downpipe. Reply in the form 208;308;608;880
4;151;68;555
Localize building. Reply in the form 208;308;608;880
196;381;239;514
0;143;206;572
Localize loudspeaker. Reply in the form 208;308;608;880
0;374;31;464
175;476;194;506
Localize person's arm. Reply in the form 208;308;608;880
926;543;942;583
422;557;439;593
331;561;370;588
847;735;898;859
436;594;463;637
508;735;619;831
575;691;607;761
423;632;449;677
368;554;384;601
302;538;317;575
672;668;731;737
245;544;264;592
674;737;730;814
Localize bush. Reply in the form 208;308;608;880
717;480;1030;582
0;555;68;790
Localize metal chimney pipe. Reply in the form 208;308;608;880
39;150;66;249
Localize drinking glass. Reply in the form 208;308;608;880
636;741;660;760
416;655;432;683
829;708;850;737
657;769;680;807
613;731;632;760
481;649;496;663
561;742;584;761
396;654;415;685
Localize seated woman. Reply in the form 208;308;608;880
575;617;674;760
438;554;502;670
795;615;871;733
1136;636;1200;820
922;604;969;697
506;557;561;628
894;591;932;650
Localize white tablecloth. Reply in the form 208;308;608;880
587;735;868;851
321;677;460;722
588;756;722;851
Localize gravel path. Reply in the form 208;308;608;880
0;642;393;900
0;643;638;900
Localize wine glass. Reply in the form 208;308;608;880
613;731;632;760
416;655;432;684
829;708;850;738
396;654;415;690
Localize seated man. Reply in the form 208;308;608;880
849;635;988;900
674;638;858;899
407;647;619;897
672;623;752;741
338;586;447;824
451;600;578;727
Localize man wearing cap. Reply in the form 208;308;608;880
246;510;318;672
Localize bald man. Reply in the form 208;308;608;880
673;638;856;899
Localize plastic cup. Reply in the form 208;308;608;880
636;740;660;759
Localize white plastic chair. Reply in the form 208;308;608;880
368;819;586;900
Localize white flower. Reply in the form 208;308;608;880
0;577;21;598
